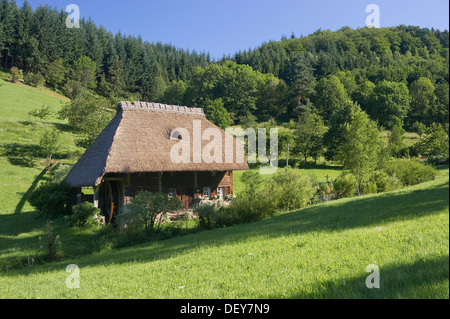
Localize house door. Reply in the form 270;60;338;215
183;187;194;208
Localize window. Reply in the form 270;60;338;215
203;187;211;199
216;187;225;199
168;188;177;198
170;129;182;140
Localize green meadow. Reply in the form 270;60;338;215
0;78;448;299
0;171;448;298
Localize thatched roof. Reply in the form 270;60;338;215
65;101;249;187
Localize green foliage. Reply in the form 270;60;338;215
294;111;327;163
412;121;427;138
205;98;232;129
161;80;187;105
116;191;182;234
333;173;356;199
323;99;360;160
415;123;449;156
28;104;53;129
372;80;411;128
108;57;125;97
194;202;236;229
10;66;23;83
239;170;263;199
39;128;60;165
268;168;315;211
45;58;66;89
49;163;72;183
383;158;436;186
372;170;403;193
115;204;144;240
227;192;277;224
24;72;44;87
388;119;406;157
73;56;97;90
29;181;77;217
69;202;102;228
337;109;384;194
277;125;296;154
409;77;437;124
313;75;349;121
58;93;113;147
353;80;376;114
39;220;63;261
433;83;449;124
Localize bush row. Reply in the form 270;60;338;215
332;158;436;198
195;169;316;229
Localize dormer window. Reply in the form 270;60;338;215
169;129;183;140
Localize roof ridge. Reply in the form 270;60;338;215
118;101;205;116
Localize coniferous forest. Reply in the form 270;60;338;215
1;0;448;154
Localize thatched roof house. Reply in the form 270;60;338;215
65;101;248;220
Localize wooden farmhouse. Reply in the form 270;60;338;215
65;101;248;221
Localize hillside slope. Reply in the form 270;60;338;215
0;171;448;299
0;77;79;215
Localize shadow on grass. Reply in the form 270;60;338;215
2;141;78;167
1;143;42;167
274;254;449;298
2;178;448;278
51;122;74;133
13;167;49;215
435;164;449;171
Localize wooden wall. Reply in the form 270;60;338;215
115;170;233;208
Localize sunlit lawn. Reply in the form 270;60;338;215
0;170;448;298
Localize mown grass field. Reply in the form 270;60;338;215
0;77;448;299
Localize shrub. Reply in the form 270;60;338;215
228;192;276;223
10;66;23;83
38;220;63;261
69;202;102;228
29;181;77;217
383;158;436;186
360;180;378;195
372;170;402;193
426;155;449;166
24;72;45;87
268;168;315;211
333;173;356;198
116;191;182;234
50;164;72;183
163;221;183;238
194;202;236;229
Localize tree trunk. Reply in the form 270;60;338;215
354;162;361;196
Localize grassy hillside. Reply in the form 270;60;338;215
0;168;448;298
0;76;80;216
